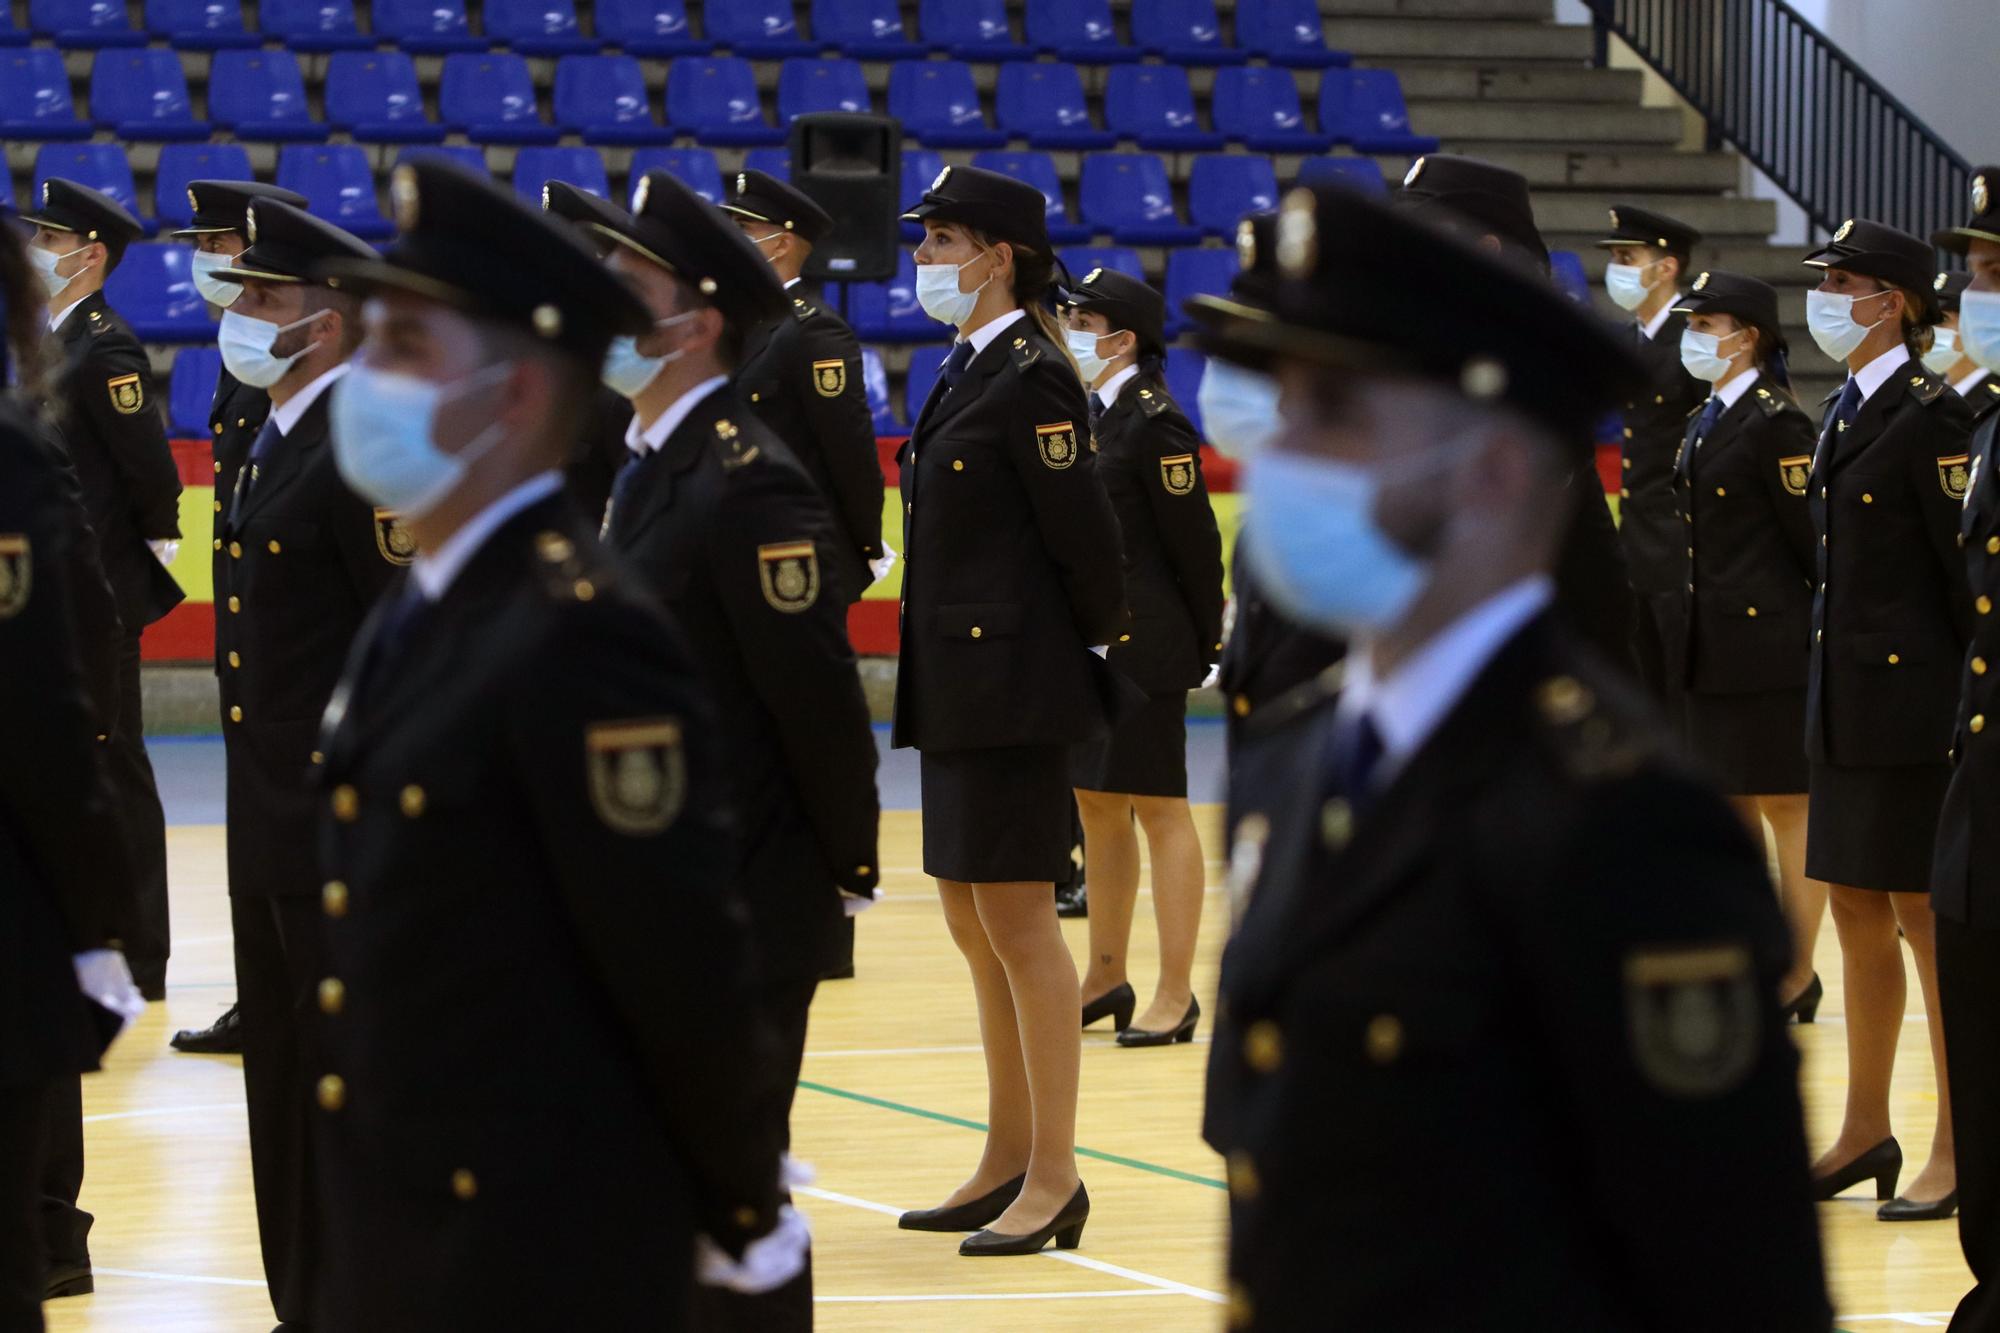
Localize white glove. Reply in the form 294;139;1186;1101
73;949;147;1023
1090;644;1109;659
868;543;898;583
1200;662;1222;689
841;889;875;917
147;539;179;567
696;1204;811;1294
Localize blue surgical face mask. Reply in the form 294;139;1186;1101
330;361;513;519
218;308;324;388
1962;290;2000;373
1604;259;1662;312
1065;328;1121;384
1806;288;1892;362
1678;326;1748;383
191;250;242;307
1243;448;1433;637
1196;359;1282;458
915;249;992;327
600;312;698;399
30;242;93;301
1922;326;1961;376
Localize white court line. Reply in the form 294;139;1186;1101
83;1101;245;1124
1837;1314;1955;1327
804;1038;1210;1059
817;1289;1182;1303
95;1267;263;1288
795;1184;1226;1306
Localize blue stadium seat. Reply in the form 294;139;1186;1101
276;144;392;239
1104;65;1221;152
970;150;1090;244
1163;246;1235;335
898;147;944;242
706;0;814;57
666;56;785;145
440;52;560;145
371;0;482;52
29;0;143;45
861;347;897;433
778;58;872;122
848;253;941;343
918;0;1033;61
1212;66;1332;152
1549;251;1591;307
0;50;90;140
743;147;791;179
554;54;671;144
903;343;949;425
594;0;703;56
104;243;211;341
1024;0;1134;63
395;144;488;173
154;143;254;228
1079;153;1199;245
90;50;211;141
996;63;1112;151
513;146;610;202
144;0;257;48
258;0;368;49
325;51;444;143
1187;154;1277;236
1057;245;1143;283
1320;68;1438;154
1236;0;1349;69
485;0;594;54
169;346;221;435
887;61;1004;149
209;50;327;142
810;0;921;59
1295;155;1387;196
1130;0;1240;66
628;146;723;203
1165;346;1205;436
0;6;25;41
34;145;144;230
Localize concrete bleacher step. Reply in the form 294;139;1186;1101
1419;100;1686;146
1553;238;1828;286
1537;193;1777;239
1325;0;1557;18
1324;16;1595;62
1389;63;1644;105
1472;147;1742;193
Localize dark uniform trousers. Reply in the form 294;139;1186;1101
1619;310;1709;698
216;387;399;1325
1206;613;1829;1331
1;1083;54;1325
48;292;183;993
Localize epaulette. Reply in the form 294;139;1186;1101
1751;384;1791;419
1240;659;1346;743
1007;333;1043;373
1905;368;1947;406
711;415;761;471
792;296;815;323
1532;673;1652;782
532;529;615;602
1135;383;1172;419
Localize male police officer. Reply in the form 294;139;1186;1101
23;180;182;1001
592;169;881;1330
1934;270;2000;430
537;180;646;518
207;199;390;1330
1202;184;1828;1331
304;159;801;1329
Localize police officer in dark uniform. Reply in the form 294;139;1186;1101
1202;183;1829;1332
590;168;881;1329
305;158;800;1329
204;199;391;1330
1059;266;1223;1046
1930;167;2000;1330
1801;218;1972;1218
1600;205;1709;698
1932;269;2000;428
724;169;887;607
23;180;183;1001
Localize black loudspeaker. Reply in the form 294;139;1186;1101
788;112;902;284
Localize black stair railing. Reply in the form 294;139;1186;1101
1583;0;1969;245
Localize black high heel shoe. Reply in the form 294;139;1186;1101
1781;973;1823;1024
1879;1189;1958;1222
1117;997;1200;1048
1811;1137;1902;1201
960;1183;1090;1256
1081;983;1135;1032
898;1174;1025;1232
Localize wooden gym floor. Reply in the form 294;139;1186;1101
46;741;1975;1331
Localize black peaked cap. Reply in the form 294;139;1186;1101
590;168;790;332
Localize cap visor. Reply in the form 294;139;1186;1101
313;255;474;309
1933;226;2000;254
210;265;301;285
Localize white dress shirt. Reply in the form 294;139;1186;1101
1094;363;1140;409
268;362;348;437
958;307;1026;358
1639;299;1681;342
1849;343;1912;409
1954;366;1991;399
411;472;563;602
48;295;87;333
625;375;729;456
1711;366;1762;414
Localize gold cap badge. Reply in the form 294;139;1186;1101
633;175;652;213
391;165;420;230
1833;218;1854;243
1276;188;1316;280
1402;157;1425;188
931;165;951;192
1236;217;1257;271
1937;272;1951;292
1692;271;1709;291
1976;175;1991;215
531;304;561;338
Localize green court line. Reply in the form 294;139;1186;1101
797;1079;1228;1191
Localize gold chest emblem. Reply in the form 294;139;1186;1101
373;508;417;565
1778;455;1812;498
106;373;144;416
1160;453;1196;496
811;358;846;398
584;717;687;836
1940;454;1972;502
1036;421;1078;470
757;540;821;613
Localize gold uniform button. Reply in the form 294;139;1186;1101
1232;694;1251;717
1988;536;2000;555
213;499;222;513
317;977;345;1014
1365;1013;1404;1065
400;785;426;817
1621;456;1631;469
1715;486;1726;497
228;651;240;668
1821;486;1828;498
951;459;964;472
237;417;247;427
268;540;282;554
331;785;359;822
1974;657;1989;676
749;391;760;403
228;595;241;613
316;1075;346;1112
1887;653;1900;665
855;864;871;877
1861;493;1874;504
1117;633;1131;642
1320;797;1353;850
1745;606;1757;617
1981;597;1994;616
310;750;324;765
1243;1020;1283;1073
229;541;241;558
229;705;243;722
1974;715;1987;734
452;1168;478;1200
970;626;982;639
1226;1151;1260;1200
1619;487;1630;499
322;880;349;917
212;426;222;438
212;537;222;551
733;1206;759;1230
573;579;595;601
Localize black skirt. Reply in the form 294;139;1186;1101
1682;687;1808;796
920;745;1074;884
1805;761;1952;893
1068;691;1189;798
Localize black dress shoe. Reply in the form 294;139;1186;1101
1055;882;1088;918
1812;1137;1902;1201
138;982;166;1003
171;1003;244;1054
1879;1190;1958;1221
1080;983;1135;1032
960;1182;1089;1256
1117;997;1200;1048
45;1257;92;1299
898;1174;1025;1232
1781;973;1823;1024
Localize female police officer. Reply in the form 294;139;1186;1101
1059;267;1223;1047
891;167;1127;1255
1801;220;1975;1220
1668;272;1824;1020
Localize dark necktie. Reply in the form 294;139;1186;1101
227;417;283;527
355;578;431;706
1679;396;1725;480
602;450;647;539
1817;378;1863;470
1327;709;1385;812
941;339;975;391
1088;392;1106;431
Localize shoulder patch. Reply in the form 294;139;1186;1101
1035;421;1080;470
756;539;821;613
810;358;846;398
1777;455;1812;497
1535;674;1649;780
793;297;815;323
373;508;417;565
1752;385;1787;419
0;534;31;619
1136;385;1171;419
1908;371;1946;405
584;717;687;836
1625;943;1759;1098
1159;453;1197;496
713;417;760;471
1939;454;1972;502
1008;335;1042;373
106;373;144;415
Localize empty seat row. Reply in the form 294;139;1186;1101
4;0;1346;68
2;47;1434;156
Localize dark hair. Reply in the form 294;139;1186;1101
968;225;1071;369
0;228;45;398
